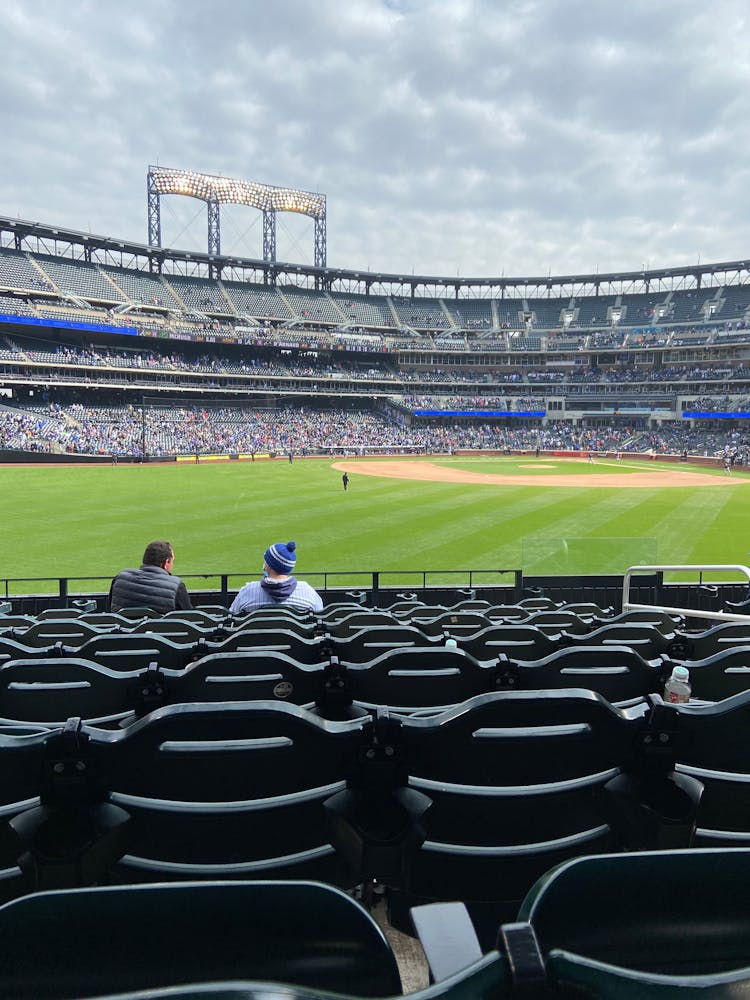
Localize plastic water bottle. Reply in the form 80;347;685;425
664;665;691;704
445;637;458;649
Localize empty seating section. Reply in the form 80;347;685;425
31;255;125;303
442;299;493;330
222;280;291;318
391;297;450;329
281;288;346;324
716;283;750;320
669;289;709;323
526;298;563;329
161;274;234;314
34;304;130;329
0;294;35;316
328;291;395;328
494;299;524;328
100;265;182;309
509;335;542;351
0;248;54;293
573;294;620;327
621;292;668;326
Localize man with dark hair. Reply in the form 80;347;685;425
109;540;192;613
230;540;323;614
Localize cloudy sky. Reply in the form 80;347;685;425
2;0;749;279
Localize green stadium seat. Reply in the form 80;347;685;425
673;646;750;701
668;621;750;661
204;629;326;662
173;650;326;705
485;605;533;623
513;848;750;985
511;644;664;703
561;621;676;657
524;610;592;636
596;609;684;633
413;849;750;997
0;659;164;727
395;692;646;913
344;646;499;712
457;624;560;661
324;612;401;637
11;621;116;649
8;704;370;892
35;609;85;621
128;619;217;642
75;632;198;671
331;625;440;663
0;880;402;998
409;611;492;638
646;691;750;848
230;614;317;637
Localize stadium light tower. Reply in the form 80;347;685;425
146;166;327;277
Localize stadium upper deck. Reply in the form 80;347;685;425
1;215;749;344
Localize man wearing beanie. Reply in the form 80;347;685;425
230;540;323;614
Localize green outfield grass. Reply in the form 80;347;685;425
1;456;749;593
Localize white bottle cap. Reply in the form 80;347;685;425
672;665;689;682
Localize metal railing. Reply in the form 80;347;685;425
623;564;750;623
0;569;523;604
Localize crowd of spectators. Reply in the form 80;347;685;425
6;336;750;399
1;400;748;461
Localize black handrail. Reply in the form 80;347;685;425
0;569;523;603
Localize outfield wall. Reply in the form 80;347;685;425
0;448;735;469
0;450;139;465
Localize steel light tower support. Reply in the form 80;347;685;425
262;209;277;264
207;198;221;257
263;208;277;286
147;170;162;274
314;211;326;270
314;208;327;289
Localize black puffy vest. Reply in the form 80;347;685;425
110;565;182;613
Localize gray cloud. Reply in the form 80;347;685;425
1;0;749;278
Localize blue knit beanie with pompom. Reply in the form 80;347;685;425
264;541;297;574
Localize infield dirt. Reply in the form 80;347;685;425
332;459;747;489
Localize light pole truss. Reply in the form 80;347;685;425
146;166;326;274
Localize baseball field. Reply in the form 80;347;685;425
2;454;749;595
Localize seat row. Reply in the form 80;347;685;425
0;644;681;725
3;849;750;998
0;603;672;648
0;689;749;928
1;638;750;721
2;594;614;623
0;610;717;668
